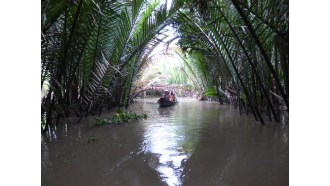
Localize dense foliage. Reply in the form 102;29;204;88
42;0;288;131
172;0;288;123
42;0;185;131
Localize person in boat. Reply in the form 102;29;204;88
164;90;171;101
157;90;170;103
170;91;176;102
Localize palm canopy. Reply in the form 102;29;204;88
42;0;288;130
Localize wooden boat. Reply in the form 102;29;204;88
157;98;178;107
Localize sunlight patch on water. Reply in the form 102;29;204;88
143;107;189;186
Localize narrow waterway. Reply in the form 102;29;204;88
42;98;288;186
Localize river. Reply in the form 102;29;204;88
42;98;288;186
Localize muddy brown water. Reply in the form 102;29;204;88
42;98;288;186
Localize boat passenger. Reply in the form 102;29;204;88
164;90;171;101
170;91;176;102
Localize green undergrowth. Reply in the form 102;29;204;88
87;135;99;143
96;109;148;126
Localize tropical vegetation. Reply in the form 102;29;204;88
42;0;288;131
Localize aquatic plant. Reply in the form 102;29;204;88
95;109;148;126
87;135;99;143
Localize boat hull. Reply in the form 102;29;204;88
158;99;177;107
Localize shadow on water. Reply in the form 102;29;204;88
157;106;175;117
42;98;288;186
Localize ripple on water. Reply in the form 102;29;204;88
42;98;288;186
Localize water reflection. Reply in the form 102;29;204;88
42;98;288;186
144;105;187;186
158;106;175;116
